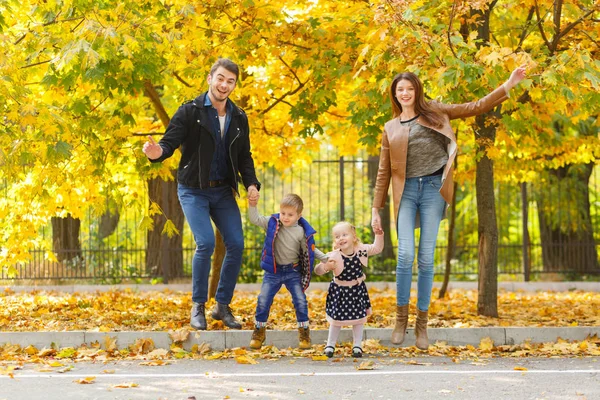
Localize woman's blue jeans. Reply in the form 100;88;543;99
396;175;446;312
255;264;308;324
177;184;244;305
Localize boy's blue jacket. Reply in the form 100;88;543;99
260;213;316;292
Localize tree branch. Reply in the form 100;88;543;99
517;7;536;50
553;0;563;36
554;7;597;44
447;0;459;59
143;80;171;128
173;72;193;87
534;0;552;50
20;59;52;69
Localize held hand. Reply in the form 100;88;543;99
325;259;337;272
142;135;163;160
247;185;260;204
371;209;383;235
505;64;527;91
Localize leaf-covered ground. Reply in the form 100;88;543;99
1;288;600;367
1;287;599;332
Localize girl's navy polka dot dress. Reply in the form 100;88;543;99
325;253;371;325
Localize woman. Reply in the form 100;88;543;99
371;66;526;350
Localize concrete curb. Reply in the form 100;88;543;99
4;281;600;293
1;327;599;351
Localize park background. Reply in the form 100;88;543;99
1;0;599;318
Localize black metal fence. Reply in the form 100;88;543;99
3;150;600;282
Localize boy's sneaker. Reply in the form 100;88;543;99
298;327;311;349
324;346;335;358
249;327;266;349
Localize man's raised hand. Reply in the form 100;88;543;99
142;135;163;160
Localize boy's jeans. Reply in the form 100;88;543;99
255;264;309;324
395;174;446;312
177;184;244;305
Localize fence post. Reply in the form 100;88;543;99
339;156;345;221
161;182;170;284
521;182;531;281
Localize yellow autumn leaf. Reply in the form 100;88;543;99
48;361;64;367
235;356;258;365
73;376;96;384
479;337;494;351
356;361;376;370
113;382;139;388
104;335;118;352
169;329;190;343
311;355;329;361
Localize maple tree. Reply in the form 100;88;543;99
355;0;599;315
0;0;375;276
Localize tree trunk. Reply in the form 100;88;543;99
51;215;82;263
98;198;120;240
208;230;225;300
368;155;395;260
536;163;599;274
143;81;185;281
474;114;499;317
146;176;184;280
467;2;499;317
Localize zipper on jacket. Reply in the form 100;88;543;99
303;232;315;291
271;218;280;274
198;117;217;189
229;127;241;194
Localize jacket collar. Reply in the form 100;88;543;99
192;92;244;117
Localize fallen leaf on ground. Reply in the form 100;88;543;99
356;361;376;370
73;376;96;384
235;356;258;364
169;329;190;343
514;366;528;371
113;382;139;388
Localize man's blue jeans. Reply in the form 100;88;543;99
255;264;309;324
396;175;446;312
177;184;244;305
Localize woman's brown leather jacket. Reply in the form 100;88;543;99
373;84;509;222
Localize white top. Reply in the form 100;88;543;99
218;115;226;138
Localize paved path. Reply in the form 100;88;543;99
2;356;599;399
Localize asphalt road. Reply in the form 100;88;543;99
2;355;598;400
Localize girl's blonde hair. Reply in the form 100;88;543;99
331;221;362;251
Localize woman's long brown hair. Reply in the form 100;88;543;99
389;72;444;128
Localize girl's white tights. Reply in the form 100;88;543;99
326;325;341;348
326;324;364;348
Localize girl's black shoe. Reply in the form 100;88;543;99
352;346;363;358
324;346;335;358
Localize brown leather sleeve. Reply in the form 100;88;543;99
438;84;509;120
372;128;391;209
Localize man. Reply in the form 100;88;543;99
142;58;260;330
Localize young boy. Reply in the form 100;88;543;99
248;193;332;349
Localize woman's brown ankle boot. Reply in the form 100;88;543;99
391;304;409;345
415;309;429;350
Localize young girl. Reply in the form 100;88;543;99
314;222;384;358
